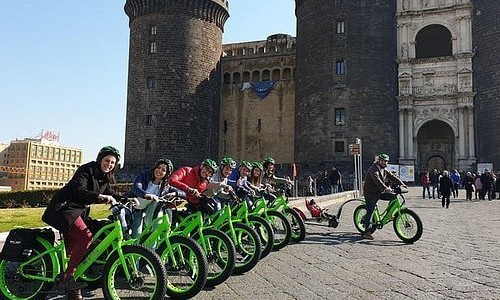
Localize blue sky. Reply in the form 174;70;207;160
0;1;296;163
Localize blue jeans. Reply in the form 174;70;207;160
130;202;162;239
363;195;379;233
331;185;338;194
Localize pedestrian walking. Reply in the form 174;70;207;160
420;171;431;199
462;172;475;201
440;171;454;208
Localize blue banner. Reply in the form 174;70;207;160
250;81;279;100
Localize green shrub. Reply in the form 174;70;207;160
0;183;132;209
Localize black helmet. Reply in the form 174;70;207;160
155;158;174;173
97;146;120;162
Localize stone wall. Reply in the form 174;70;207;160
123;0;229;174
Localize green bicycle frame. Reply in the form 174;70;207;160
18;218;135;283
171;210;214;254
369;195;405;228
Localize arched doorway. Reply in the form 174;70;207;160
426;155;446;171
417;120;455;172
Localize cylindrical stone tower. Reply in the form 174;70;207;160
123;0;229;173
472;0;500;168
294;0;398;172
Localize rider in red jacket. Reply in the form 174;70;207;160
169;159;218;206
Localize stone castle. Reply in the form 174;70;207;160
123;0;500;177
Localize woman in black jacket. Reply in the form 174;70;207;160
42;146;121;298
439;170;454;208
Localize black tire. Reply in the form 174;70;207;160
248;215;274;259
353;205;377;234
222;223;262;274
265;211;292;251
0;241;53;300
101;244;167;300
328;216;339;228
284;207;307;242
393;209;423;244
157;235;208;300
197;229;235;287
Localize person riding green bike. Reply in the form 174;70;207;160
169;158;217;212
362;153;405;240
261;156;293;200
42;146;121;299
204;156;236;210
124;158;182;238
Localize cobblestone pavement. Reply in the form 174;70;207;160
48;187;500;299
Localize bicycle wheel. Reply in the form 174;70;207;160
353;205;377;234
393;209;423;244
101;244;167;300
248;215;274;259
223;223;261;274
265;211;292;251
198;228;235;287
0;242;53;300
158;236;208;300
284;207;306;242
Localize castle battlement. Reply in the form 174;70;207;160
124;0;229;29
222;34;296;58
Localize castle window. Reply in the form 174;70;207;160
150;26;157;35
224;120;228;134
257;119;262;133
149;41;157;53
146;115;154;126
223;73;230;84
335;60;345;75
272;69;281;80
242;71;250;82
252;70;260;82
145;139;152;152
146;76;156;90
334;140;345;153
283;68;292;80
336;20;345;34
233;72;241;84
335;108;346;126
262;70;271;81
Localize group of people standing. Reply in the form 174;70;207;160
306;166;342;196
42;146;291;300
420;168;499;208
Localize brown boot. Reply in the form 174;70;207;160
363;231;374;240
67;289;83;300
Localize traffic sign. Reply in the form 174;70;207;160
349;144;360;155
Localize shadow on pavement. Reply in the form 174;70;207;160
300;228;406;247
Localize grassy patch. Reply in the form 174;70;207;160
0;204;111;232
